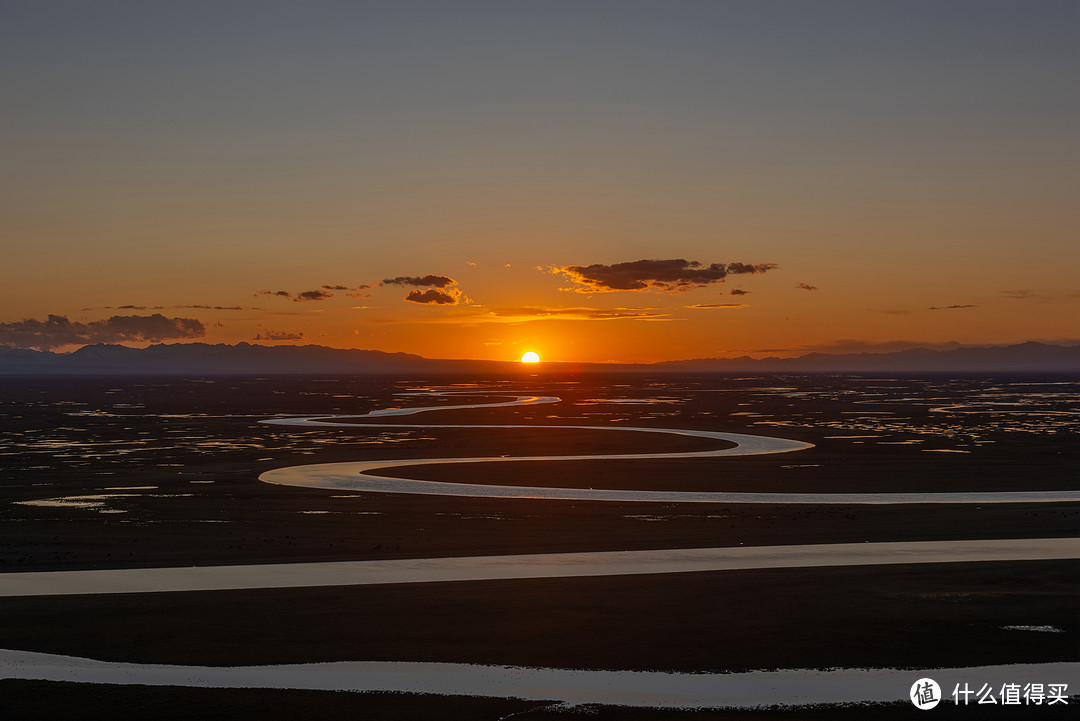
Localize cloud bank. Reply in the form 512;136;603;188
381;275;456;288
382;274;463;305
405;289;459;305
551;259;777;292
0;314;206;350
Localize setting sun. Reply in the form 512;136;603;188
520;351;540;363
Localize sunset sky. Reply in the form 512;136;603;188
2;1;1076;363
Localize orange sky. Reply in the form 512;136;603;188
2;2;1077;363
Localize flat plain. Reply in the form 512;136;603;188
1;373;1077;718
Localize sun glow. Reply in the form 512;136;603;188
521;351;540;363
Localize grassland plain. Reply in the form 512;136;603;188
1;373;1077;717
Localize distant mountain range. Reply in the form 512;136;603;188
0;341;1077;375
652;341;1080;373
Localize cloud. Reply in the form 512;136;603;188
366;306;672;324
322;284;349;291
174;305;244;310
1000;289;1036;300
687;303;749;309
486;306;671;321
405;289;459;305
86;304;245;311
253;326;304;341
294;289;334;302
928;304;976;310
550;259;777;292
381;275;456;288
257;290;292;299
0;314;205;350
382;274;463;305
795;283;818;291
729;288;751;296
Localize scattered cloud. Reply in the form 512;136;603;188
549;259;777;293
795;283;818;291
729;288;751;296
174;305;244;310
382;274;463;305
381;275;456;288
1000;289;1036;300
0;314;205;350
294;289;334;302
86;304;245;311
928;304;976;310
485;306;671;322
81;304;161;311
258;284;370;302
365;306;672;324
253;326;304;341
687;303;749;309
406;288;459;305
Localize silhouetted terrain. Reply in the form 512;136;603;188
1;340;1077;375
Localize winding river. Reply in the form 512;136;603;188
3;390;1077;707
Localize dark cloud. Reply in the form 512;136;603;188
261;284;371;301
552;259;777;292
0;314;205;350
345;291;371;298
381;275;456;288
795;283;818;291
729;288;751;296
405;289;458;305
928;304;977;310
253;326;304;341
381;274;462;305
488;306;669;321
687;303;748;309
87;304;244;311
294;290;333;302
174;305;244;310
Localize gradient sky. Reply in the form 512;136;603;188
2;1;1076;362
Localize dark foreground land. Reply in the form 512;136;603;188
1;373;1077;718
